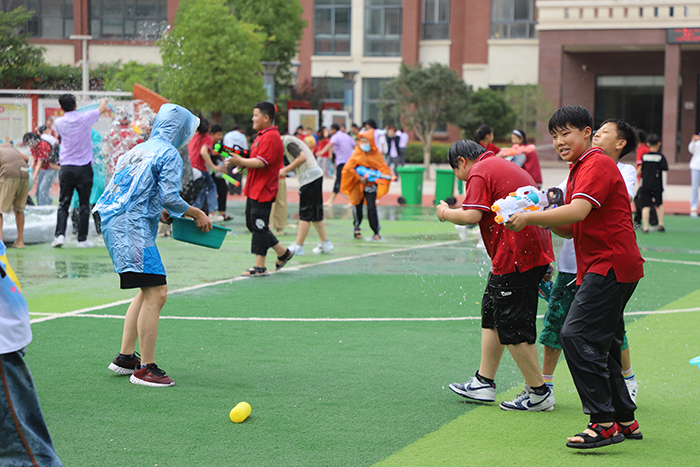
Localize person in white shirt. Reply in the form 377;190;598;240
222;125;248;195
688;133;700;217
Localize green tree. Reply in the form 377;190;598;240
0;7;45;88
159;0;267;117
102;61;163;94
458;87;516;140
382;63;471;173
503;84;554;141
230;0;306;90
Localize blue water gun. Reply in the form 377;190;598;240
355;166;396;183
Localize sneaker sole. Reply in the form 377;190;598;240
108;363;136;375
130;374;175;387
499;401;556;412
449;384;495;402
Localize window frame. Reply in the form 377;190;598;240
490;0;536;40
313;0;351;56
2;0;74;39
89;0;168;41
364;0;402;57
421;0;450;41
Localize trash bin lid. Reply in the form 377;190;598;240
396;165;426;173
435;168;455;174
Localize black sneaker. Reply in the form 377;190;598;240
108;352;141;375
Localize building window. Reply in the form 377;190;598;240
89;0;168;40
364;0;401;57
491;0;536;39
2;0;74;39
313;77;345;104
314;0;351;56
595;75;664;138
422;0;449;40
362;78;395;127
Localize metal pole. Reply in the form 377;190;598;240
341;71;359;124
70;35;93;94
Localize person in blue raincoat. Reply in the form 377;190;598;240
94;104;211;388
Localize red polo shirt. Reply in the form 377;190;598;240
244;125;283;203
566;148;644;284
462;152;554;275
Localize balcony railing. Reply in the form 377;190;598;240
314;37;351;56
537;1;700;29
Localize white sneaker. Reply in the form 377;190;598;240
691;210;698;218
209;214;224;222
288;242;304;256
625;376;638;404
312;240;334;254
51;235;65;248
449;375;496;402
499;385;555;412
77;240;94;248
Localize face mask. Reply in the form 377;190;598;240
360;144;371;152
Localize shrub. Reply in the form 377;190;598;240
405;141;451;164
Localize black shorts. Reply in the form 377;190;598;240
638;187;662;207
333;163;345;194
119;272;167;289
299;177;324;222
481;264;548;345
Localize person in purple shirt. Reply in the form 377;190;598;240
52;94;109;248
321;123;356;207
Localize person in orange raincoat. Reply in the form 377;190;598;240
341;129;392;240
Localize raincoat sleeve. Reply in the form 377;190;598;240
340;149;364;206
158;147;189;218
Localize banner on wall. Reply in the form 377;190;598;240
0;99;32;144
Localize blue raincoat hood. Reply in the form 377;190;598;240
150;103;200;150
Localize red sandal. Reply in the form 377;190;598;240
619;420;643;440
566;422;625;449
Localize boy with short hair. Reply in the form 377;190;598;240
506;105;644;448
225;102;293;276
436;139;556;412
638;134;668;233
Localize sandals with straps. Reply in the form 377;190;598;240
566;422;625;449
619;420;643;440
275;249;295;271
241;266;269;277
354;229;362;239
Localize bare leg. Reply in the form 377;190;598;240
641;206;650;231
120;290;144;355
478;328;505;380
12;209;25;248
136;285;168;365
295;220;311;247
312;221;327;243
621;347;631;373
656;204;664;228
542;346;562;376
0;213;3;243
507;342;545;388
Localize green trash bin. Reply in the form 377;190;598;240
396;165;425;205
434;168;456;205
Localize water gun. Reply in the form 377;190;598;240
213;142;249;159
497;144;536;158
355;166;397;183
491;185;564;224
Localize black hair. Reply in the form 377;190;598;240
474;124;493;143
23;132;40;145
230;124;241;132
330;123;340;131
548;105;593;134
196;118;209;134
646;133;661;146
636;129;648;145
364;119;377;129
512;129;528;144
37;125;48;134
600;119;638;157
351;122;359;128
58;94;76;112
447;139;486;168
210;124;223;134
254;101;276;122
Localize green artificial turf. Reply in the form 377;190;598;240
16;211;700;466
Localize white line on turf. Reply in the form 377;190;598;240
67;306;700;322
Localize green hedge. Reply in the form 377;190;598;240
405;141;451;164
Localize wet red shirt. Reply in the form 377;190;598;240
462;152;554;275
566;148;644;284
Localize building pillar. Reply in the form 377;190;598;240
401;0;421;65
662;43;681;164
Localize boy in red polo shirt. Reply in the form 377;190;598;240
506;105;644;449
436;139;555;412
226;102;293;276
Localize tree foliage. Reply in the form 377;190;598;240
230;0;306;88
457;88;516;140
502;84;554;141
102;61;163;94
382;63;471;171
159;0;267;115
0;7;45;88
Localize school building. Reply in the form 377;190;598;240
7;0;700;182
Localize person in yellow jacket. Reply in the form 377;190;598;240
341;129;392;240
